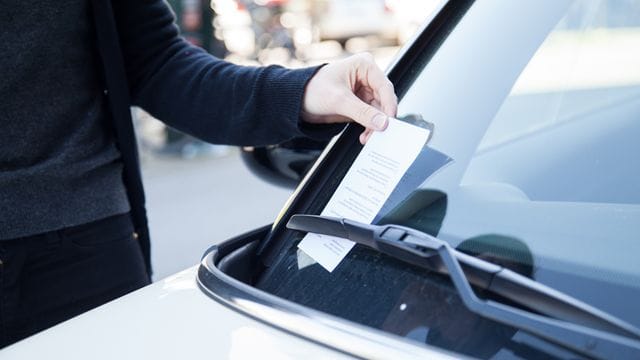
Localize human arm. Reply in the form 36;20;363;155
111;0;396;146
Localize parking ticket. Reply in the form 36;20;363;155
297;118;431;272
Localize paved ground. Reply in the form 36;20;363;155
141;150;292;280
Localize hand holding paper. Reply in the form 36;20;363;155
298;118;431;272
301;53;397;144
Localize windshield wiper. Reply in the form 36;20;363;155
287;214;640;360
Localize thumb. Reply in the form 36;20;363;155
339;93;389;131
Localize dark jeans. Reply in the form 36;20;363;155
0;213;150;348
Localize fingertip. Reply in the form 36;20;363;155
379;115;390;131
365;130;374;143
359;132;367;144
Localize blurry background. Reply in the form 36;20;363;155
135;0;440;280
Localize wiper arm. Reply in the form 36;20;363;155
287;215;640;360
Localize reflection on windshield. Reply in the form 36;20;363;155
382;239;533;358
373;148;452;225
378;189;448;236
260;1;640;359
410;0;640;329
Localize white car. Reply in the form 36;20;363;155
4;0;640;358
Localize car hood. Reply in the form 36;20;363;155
0;266;352;359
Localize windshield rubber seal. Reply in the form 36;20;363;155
197;239;461;359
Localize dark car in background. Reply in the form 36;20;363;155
4;0;640;359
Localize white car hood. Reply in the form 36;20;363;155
0;266;351;359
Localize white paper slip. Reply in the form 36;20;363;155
298;118;431;272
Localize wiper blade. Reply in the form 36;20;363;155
287;215;640;360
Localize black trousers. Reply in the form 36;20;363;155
0;213;150;348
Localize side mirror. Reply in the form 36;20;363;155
240;138;328;189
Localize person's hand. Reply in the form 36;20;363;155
301;53;397;144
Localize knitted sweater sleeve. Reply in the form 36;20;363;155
111;0;342;146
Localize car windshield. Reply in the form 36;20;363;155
257;1;640;358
